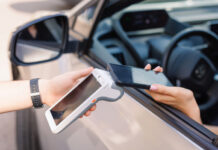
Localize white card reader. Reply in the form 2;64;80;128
45;68;124;134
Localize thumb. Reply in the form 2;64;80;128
71;67;94;80
150;84;173;96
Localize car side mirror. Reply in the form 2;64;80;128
10;14;68;66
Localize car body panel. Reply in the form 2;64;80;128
17;53;203;150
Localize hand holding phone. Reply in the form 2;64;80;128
107;64;172;89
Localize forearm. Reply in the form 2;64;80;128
184;102;218;135
0;80;48;113
0;68;94;115
204;125;218;135
0;80;32;113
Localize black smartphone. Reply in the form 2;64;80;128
107;64;172;89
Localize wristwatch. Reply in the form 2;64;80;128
30;78;44;108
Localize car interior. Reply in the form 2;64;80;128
88;0;218;127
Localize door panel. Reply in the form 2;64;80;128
17;53;202;150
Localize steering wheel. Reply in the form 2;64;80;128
162;27;218;111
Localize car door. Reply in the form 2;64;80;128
11;0;218;150
13;1;109;150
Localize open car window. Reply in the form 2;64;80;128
87;0;218;148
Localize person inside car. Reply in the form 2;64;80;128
0;67;95;118
145;64;218;135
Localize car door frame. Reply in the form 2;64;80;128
82;49;218;149
76;1;218;148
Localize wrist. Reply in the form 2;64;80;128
38;79;50;105
184;99;202;124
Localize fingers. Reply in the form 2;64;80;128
146;90;175;105
144;64;151;70
71;67;94;80
80;104;97;118
153;66;163;73
144;64;163;73
149;92;175;104
80;111;91;118
150;84;178;97
84;105;96;116
84;111;91;117
150;84;170;95
89;104;96;111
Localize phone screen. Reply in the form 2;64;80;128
50;74;101;125
108;64;172;89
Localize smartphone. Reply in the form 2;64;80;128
45;69;124;134
107;63;172;89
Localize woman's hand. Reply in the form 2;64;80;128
144;64;202;124
39;67;96;117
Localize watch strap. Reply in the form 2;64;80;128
30;78;43;108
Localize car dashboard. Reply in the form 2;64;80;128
93;5;218;66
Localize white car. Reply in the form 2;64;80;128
9;0;218;150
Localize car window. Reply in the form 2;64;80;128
90;0;218;140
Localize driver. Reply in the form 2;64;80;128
145;64;218;135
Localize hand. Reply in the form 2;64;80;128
144;64;202;124
39;67;96;117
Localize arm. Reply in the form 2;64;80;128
0;80;32;113
145;64;218;135
204;125;218;134
147;84;202;124
148;84;218;134
0;67;96;116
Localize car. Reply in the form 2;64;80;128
62;0;81;6
9;0;218;149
